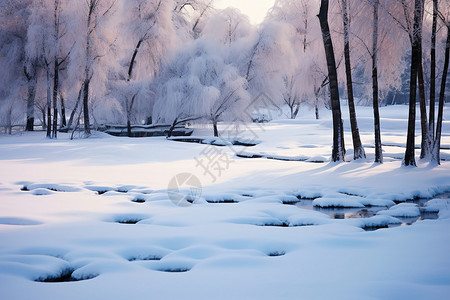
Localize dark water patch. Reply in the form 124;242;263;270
156;267;191;273
116;219;142;224
236;152;264;159
257;221;290;227
128;255;162;262
296;195;321;201
362;225;390;231
287;195;444;230
35;268;97;283
131;198;146;203
206;199;238;204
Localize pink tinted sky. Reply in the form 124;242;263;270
215;0;276;24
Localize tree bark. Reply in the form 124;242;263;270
404;0;423;167
25;68;37;131
431;26;450;165
318;0;345;162
429;0;437;140
418;59;429;159
417;0;428;159
372;0;383;163
52;55;59;139
83;79;91;135
46;67;52;138
341;0;365;160
60;93;66;127
213;120;219;137
126;95;136;137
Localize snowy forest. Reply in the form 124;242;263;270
3;1;450;298
0;0;450;165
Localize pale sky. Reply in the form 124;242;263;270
215;0;277;24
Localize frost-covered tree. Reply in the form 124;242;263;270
267;0;332;119
0;0;31;133
241;21;297;109
26;0;74;138
118;0;176;136
153;40;250;136
70;0;117;135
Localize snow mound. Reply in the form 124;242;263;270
345;215;402;229
377;203;421;217
425;198;450;218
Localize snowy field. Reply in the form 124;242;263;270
1;105;450;300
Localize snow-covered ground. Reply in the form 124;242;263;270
1;105;450;299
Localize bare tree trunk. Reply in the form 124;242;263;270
60;93;66;127
372;0;383;163
25;72;37;131
41;107;47;130
341;0;365;160
318;0;345;162
83;78;91;135
52;55;59;139
126;95;136;137
63;84;83;132
431;26;450;165
46;67;52;138
213;120;219;137
428;0;438;153
404;0;423;167
417;0;428;159
315;97;320;120
418;59;429;159
24;64;37;131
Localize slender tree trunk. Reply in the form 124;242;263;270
318;0;345;162
60;93;66;127
41;107;47;130
429;0;437;139
372;0;383;163
342;0;365;160
431;26;450;165
418;59;429;159
314;91;320;120
25;73;37;131
83;79;91;135
404;0;423;167
417;0;428;159
64;85;83;132
126;95;136;137
83;1;93;136
213;119;219;137
52;56;59;139
293;104;300;119
46;67;52;138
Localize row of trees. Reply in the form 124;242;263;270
317;0;449;165
0;0;449;165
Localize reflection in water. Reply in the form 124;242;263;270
292;193;447;227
